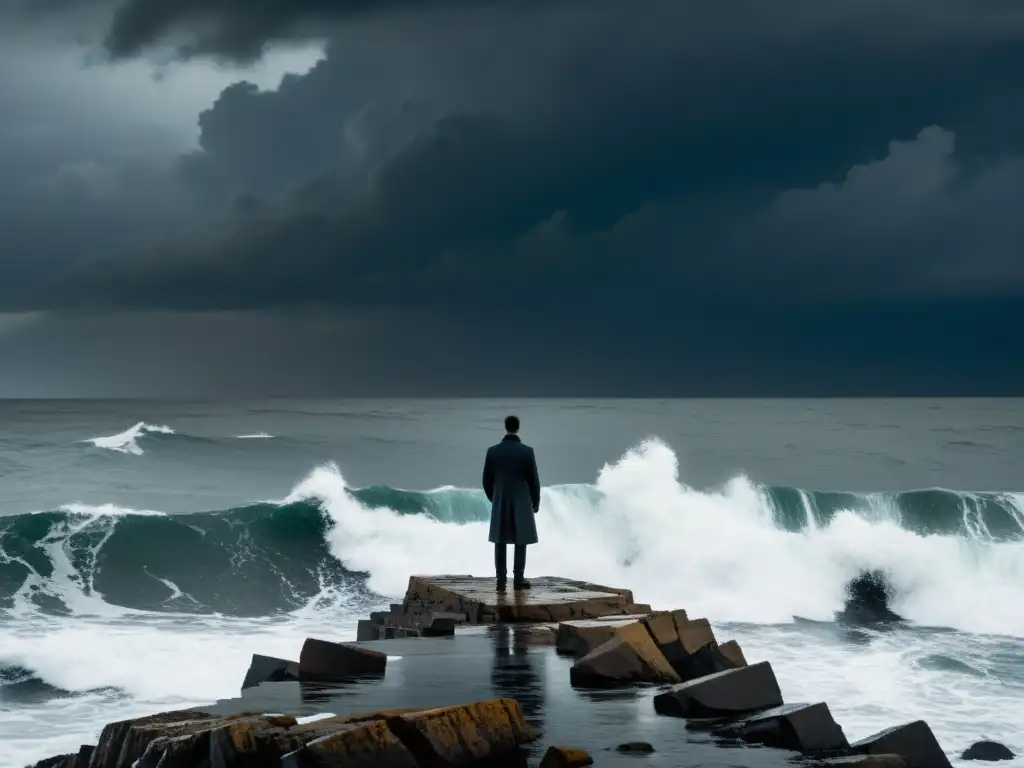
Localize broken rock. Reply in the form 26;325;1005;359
848;721;953;768
653;660;783;718
569;622;680;686
555;615;649;657
717;702;849;756
299;637;387;682
241;653;300;689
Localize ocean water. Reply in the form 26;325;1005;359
0;398;1021;767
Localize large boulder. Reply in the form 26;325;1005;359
241;653;300;689
653;661;783;718
848;721;953;768
298;638;388;682
961;741;1016;761
569;622;680;686
716;702;849;756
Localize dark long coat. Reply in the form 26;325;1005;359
482;434;541;545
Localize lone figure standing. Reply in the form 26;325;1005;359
482;415;541;591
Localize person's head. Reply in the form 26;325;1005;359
504;415;520;434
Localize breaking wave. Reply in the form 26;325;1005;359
2;439;1023;634
81;422;276;455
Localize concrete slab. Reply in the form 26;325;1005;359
404;575;638;623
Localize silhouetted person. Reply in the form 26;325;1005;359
483;415;541;591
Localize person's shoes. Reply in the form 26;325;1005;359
496;578;507;591
513;579;532;590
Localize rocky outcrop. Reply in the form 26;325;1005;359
298;638;388;682
88;708;222;768
961;741;1016;761
653;661;783;718
847;721;953;768
539;745;594;768
52;699;533;768
715;702;849;756
241;653;300;690
569;622;681;686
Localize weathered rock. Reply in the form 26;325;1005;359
241;653;300;689
822;755;909;768
555;615;649;656
569;622;680;686
75;745;94;767
386;697;536;764
404;575;635;623
653;661;783;718
616;742;655;753
134;714;306;768
281;720;419;768
539;745;594;768
962;741;1016;761
716;702;849;756
655;617;722;678
718;639;748;667
848;721;952;768
669;640;742;682
298;638;387;682
641;609;690;646
88;708;221;768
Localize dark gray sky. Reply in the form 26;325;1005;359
2;0;1024;396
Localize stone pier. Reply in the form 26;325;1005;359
357;575;652;641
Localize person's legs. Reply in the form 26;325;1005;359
513;545;530;589
495;543;507;588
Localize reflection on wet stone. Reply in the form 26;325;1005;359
490;626;545;726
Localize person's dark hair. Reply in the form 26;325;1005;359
504;415;520;433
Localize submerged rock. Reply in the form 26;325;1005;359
836;570;904;626
616;741;655;753
540;745;594;768
961;741;1016;761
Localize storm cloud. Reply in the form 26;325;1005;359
3;0;1024;393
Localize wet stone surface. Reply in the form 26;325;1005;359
198;629;802;768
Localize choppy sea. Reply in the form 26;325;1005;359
0;398;1021;767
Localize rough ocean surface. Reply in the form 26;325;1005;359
0;398;1021;767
